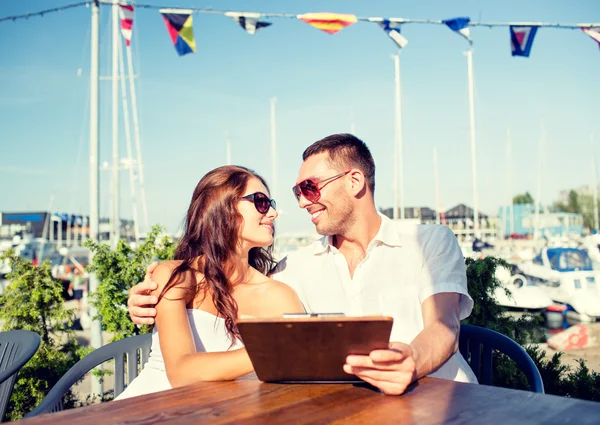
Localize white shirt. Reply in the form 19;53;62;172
272;213;477;383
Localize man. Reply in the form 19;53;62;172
128;133;477;395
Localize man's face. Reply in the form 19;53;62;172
295;152;354;236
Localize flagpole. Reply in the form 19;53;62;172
270;97;278;202
111;0;120;249
465;47;479;239
393;53;404;220
350;109;356;135
88;0;103;398
118;31;140;244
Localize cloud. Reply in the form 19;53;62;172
0;165;47;175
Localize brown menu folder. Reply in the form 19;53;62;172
237;315;394;383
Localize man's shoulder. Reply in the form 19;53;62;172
392;222;455;243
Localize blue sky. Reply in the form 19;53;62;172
0;0;599;236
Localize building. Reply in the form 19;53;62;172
0;211;136;245
380;204;497;240
497;204;583;238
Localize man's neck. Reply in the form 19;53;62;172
333;207;382;255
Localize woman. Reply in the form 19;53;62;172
117;165;304;399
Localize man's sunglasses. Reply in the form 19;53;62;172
292;170;351;203
241;192;277;214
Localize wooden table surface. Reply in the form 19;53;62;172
19;375;600;425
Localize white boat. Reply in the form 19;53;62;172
516;247;600;321
493;265;553;311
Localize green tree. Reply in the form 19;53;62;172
512;192;535;205
0;251;86;421
554;190;599;231
85;225;175;341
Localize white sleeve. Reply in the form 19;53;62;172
418;226;473;320
270;255;309;310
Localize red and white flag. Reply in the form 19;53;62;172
119;5;134;46
582;27;600;50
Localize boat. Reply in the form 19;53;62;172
515;247;600;322
493;264;553;311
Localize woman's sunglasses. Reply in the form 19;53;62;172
291;170;351;203
241;192;277;214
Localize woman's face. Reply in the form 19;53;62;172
238;177;278;250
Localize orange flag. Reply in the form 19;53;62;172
298;12;357;35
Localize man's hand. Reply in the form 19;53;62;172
128;262;160;325
343;342;417;395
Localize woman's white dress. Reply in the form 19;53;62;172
116;309;243;400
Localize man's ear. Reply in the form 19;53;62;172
348;169;366;197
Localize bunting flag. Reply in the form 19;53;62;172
510;25;538;57
298;12;357;35
443;17;472;44
376;19;408;49
119;4;134;46
224;12;272;35
160;9;196;56
582;27;600;50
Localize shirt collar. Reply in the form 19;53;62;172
311;212;402;255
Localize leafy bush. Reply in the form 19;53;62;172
464;256;600;401
0;250;86;421
85;225;175;341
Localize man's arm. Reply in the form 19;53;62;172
343;293;461;395
408;292;461;379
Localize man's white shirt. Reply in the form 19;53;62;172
271;213;478;383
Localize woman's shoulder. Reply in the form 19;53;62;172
152;260;200;292
152;260;182;284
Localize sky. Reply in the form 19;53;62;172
0;0;599;236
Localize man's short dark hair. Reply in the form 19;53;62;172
302;133;376;194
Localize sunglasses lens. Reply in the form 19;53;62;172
254;193;271;214
300;180;320;202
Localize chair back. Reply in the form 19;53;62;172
459;324;544;393
0;330;41;421
26;333;152;417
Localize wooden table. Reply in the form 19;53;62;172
19;375;600;424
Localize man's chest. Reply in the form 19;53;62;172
298;249;422;314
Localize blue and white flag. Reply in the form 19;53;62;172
224;12;272;35
443;17;472;44
510;25;538;57
376;19;408;49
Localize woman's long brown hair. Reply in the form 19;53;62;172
157;165;276;344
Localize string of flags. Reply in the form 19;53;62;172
2;1;598;58
113;4;599;58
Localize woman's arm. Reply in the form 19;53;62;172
151;263;254;387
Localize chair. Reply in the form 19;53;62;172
26;333;152;417
0;330;41;421
459;324;544;393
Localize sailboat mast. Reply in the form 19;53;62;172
118;31;140;243
592;134;599;232
270;97;278;203
125;29;149;235
111;0;120;248
393;53;404;220
466;48;479;239
88;0;103;396
433;148;441;225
